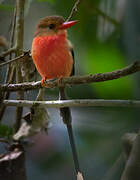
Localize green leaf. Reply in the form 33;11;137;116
0;124;13;138
0;4;14;11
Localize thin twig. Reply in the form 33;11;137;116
92;6;120;27
1;61;140;92
0;51;30;67
0;66;16;121
66;0;82;21
0;6;17;122
0;47;16;58
9;6;17;51
3;99;140;108
15;0;24;52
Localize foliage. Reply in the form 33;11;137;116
84;43;132;98
0;124;13;138
0;4;14;11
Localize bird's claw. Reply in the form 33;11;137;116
41;77;64;88
41;78;57;88
57;76;64;88
41;78;47;87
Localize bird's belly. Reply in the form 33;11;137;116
32;36;73;80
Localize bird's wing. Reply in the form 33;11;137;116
67;40;75;76
70;48;75;76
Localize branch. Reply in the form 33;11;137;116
121;129;140;180
3;99;140;108
9;6;17;50
0;51;30;67
93;6;120;27
0;47;16;58
66;0;82;21
1;61;140;92
14;0;25;132
15;0;24;53
122;133;137;160
0;66;16;121
0;7;17;122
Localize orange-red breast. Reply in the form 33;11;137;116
31;16;77;86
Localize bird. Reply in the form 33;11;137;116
31;16;77;86
31;16;82;178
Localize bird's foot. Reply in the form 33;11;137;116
41;78;57;88
41;78;47;87
57;76;64;88
41;77;64;88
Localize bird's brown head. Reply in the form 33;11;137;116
34;16;78;37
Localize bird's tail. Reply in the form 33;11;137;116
59;87;81;175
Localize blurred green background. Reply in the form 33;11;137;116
0;0;140;179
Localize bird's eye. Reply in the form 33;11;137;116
48;24;55;29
